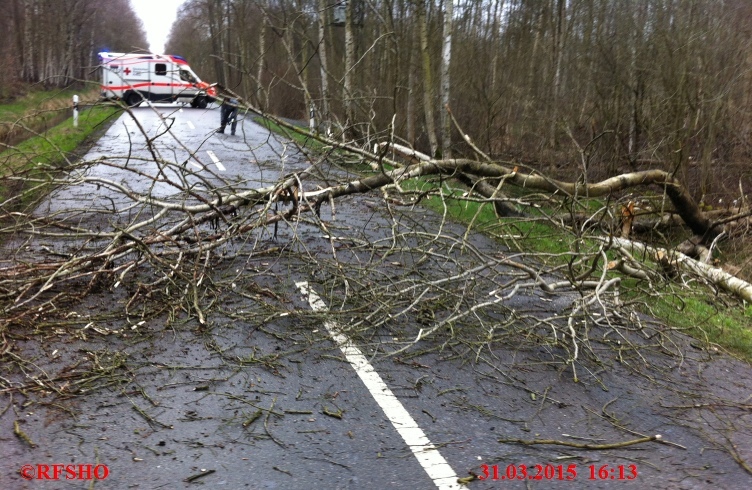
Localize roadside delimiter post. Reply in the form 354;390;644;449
73;95;79;128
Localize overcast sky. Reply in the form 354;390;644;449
129;0;186;53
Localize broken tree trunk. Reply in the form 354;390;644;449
608;237;752;303
435;161;724;243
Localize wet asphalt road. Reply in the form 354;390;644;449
1;104;752;489
36;102;302;218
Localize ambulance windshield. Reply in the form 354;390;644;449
179;69;199;84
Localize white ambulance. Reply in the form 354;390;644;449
99;52;217;108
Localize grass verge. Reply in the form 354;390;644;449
421;180;752;361
637;289;752;358
0;87;101;145
0;103;121;211
254;117;352;155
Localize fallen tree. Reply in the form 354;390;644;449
238;89;741;245
607;237;752;303
1;94;750;342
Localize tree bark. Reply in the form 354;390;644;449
417;0;438;157
440;0;453;158
406;7;418;147
445;161;722;242
318;0;330;135
207;0;226;86
23;0;35;82
610;237;752;303
550;0;565;147
256;3;268;109
343;0;356;136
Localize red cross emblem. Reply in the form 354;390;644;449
123;67;131;75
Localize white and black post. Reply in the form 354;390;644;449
72;95;80;128
309;105;315;133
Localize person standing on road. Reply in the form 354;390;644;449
218;96;239;135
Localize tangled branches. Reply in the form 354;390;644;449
0;98;749;384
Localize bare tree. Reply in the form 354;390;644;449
416;0;438;156
440;0;453;158
343;0;357;136
317;0;330;132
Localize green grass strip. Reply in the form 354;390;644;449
0;104;121;210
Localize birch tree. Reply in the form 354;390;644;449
440;0;453;158
317;0;330;133
416;0;438;156
343;0;357;137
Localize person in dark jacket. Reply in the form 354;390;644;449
218;97;239;135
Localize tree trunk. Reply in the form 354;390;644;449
318;0;330;134
439;0;453;158
417;0;438;157
207;0;226;86
343;0;356;137
62;5;76;85
610;237;752;303
225;0;233;88
23;0;35;82
406;8;418;147
256;5;268;109
550;0;566;148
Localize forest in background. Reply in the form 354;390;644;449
165;0;752;202
1;0;148;97
1;0;751;202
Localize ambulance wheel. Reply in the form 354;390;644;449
124;92;142;107
196;96;208;109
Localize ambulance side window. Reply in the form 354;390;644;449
155;64;167;76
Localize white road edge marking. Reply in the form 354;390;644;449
205;150;226;171
186;120;195;130
296;281;461;490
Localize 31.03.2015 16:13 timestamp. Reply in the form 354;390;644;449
477;463;638;481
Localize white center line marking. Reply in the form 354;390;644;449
296;282;461;490
205;150;226;171
186;121;195;130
